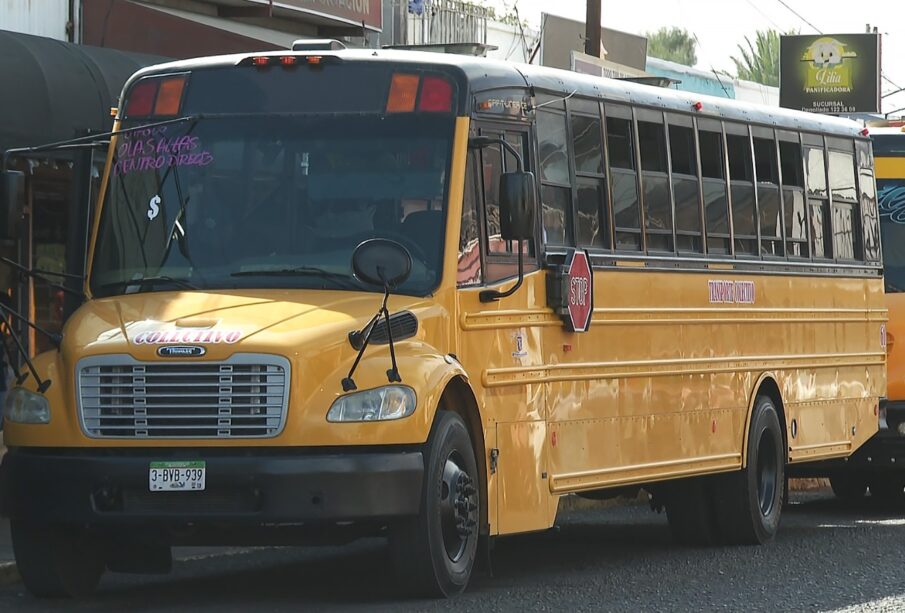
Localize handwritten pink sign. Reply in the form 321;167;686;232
115;126;214;175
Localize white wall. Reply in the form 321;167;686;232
733;79;780;107
0;0;74;41
485;20;538;64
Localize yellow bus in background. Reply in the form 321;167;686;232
822;121;905;501
0;43;886;599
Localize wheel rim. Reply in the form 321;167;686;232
756;428;778;516
438;450;478;563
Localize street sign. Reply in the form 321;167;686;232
566;250;593;332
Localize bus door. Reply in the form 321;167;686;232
455;121;556;534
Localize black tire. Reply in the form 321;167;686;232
11;521;105;598
869;474;905;505
664;478;719;546
391;411;480;598
713;394;785;545
830;473;868;500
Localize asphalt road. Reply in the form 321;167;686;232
2;489;904;612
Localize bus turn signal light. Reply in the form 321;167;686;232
418;75;453;112
386;73;419;113
153;76;186;116
125;79;158;117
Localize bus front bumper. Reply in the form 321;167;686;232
0;448;424;525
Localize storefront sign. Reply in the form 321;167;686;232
278;0;382;30
779;34;880;114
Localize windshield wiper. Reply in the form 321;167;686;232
96;275;200;294
230;266;358;288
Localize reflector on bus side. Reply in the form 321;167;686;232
386;73;419;113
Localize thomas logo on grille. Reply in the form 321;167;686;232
157;345;206;357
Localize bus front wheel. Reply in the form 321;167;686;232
713;394;785;545
11;520;105;598
391;410;480;598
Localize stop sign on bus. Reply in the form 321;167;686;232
566;250;593;332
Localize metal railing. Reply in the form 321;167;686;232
397;0;490;46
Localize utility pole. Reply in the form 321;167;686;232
585;0;602;57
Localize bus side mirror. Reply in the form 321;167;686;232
0;170;24;240
499;171;536;241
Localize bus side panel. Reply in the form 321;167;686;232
543;269;884;493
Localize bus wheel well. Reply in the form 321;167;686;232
756;377;787;451
437;376;487;533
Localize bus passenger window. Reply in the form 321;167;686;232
754;137;783;256
606;112;641;250
639;120;672;252
458;152;482;286
669;122;702;253
829;149;859;259
727;130;757;255
538;110;572;246
699;129;730;254
857;140;881;262
780;140;808;257
571;113;608;249
805;146;831;258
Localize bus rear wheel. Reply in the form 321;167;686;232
713;394;785;545
391;411;480;598
11;521;105;598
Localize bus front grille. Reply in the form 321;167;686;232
76;354;290;439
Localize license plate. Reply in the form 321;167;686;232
149;461;206;492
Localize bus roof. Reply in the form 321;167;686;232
125;48;866;140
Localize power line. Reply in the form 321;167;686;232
773;0;821;34
743;0;783;31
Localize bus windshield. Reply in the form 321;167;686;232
90;113;454;297
880;178;905;292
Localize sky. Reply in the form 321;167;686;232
490;0;905;116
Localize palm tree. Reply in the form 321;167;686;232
646;27;698;66
731;29;783;87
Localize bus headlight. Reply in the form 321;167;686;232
327;386;416;422
4;388;51;424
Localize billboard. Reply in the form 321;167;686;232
540;13;648;72
779;33;880;114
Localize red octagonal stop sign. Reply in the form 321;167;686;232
566;250;593;332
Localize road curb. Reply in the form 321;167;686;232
0;562;19;586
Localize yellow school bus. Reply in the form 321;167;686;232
0;42;886;598
820;122;905;501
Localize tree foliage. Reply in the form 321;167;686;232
645;27;698;66
731;29;782;86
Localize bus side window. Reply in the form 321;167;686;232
668;114;702;253
571;111;609;249
803;134;831;259
638;111;672;253
605;104;641;251
698;119;730;255
538;110;572;246
827;138;859;261
457;151;482;286
779;136;808;258
726;124;757;255
754;132;783;256
857;140;881;263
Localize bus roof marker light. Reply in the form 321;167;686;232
125;79;158;118
860;127;870;136
418;75;453;112
280;56;298;66
306;56;322;65
386;73;419;113
252;56;270;67
693;101;704;112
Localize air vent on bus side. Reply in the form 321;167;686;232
349;311;419;350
